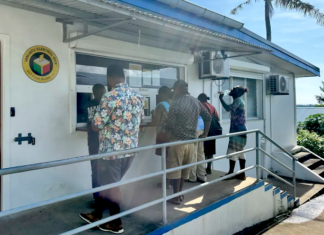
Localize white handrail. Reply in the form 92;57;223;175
0;129;297;235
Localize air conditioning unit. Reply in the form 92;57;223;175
269;75;289;95
199;51;230;80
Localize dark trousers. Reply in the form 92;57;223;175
94;157;134;225
89;145;100;200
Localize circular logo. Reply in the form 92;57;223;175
22;46;59;83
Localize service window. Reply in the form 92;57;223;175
75;53;184;128
221;77;263;121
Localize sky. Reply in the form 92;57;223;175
189;0;324;104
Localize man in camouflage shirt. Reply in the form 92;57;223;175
163;80;211;205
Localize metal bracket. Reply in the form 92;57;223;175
57;17;136;43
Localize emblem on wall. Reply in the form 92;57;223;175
22;46;59;83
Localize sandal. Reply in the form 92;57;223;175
235;174;246;181
168;198;181;205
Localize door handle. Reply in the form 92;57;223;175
14;133;36;145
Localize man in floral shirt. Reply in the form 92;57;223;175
80;65;144;234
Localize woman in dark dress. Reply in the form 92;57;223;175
150;86;172;188
219;86;248;180
198;93;220;175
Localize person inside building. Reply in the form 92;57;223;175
86;84;106;203
198;93;221;175
149;86;172;188
219;86;249;180
188;115;207;183
80;64;144;234
163;80;211;205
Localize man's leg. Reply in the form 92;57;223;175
188;137;198;182
226;160;236;175
90;160;100;200
180;143;196;201
100;156;133;226
97;187;122;225
171;178;182;202
89;145;99;200
167;145;184;205
80;159;125;233
206;156;213;175
225;138;238;176
196;130;207;182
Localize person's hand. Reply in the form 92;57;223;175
218;92;224;99
199;133;208;138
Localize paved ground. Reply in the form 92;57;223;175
265;195;324;235
0;170;257;235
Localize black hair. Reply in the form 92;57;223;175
198;93;210;102
107;64;125;79
92;84;105;93
172;80;188;93
235;86;249;98
158;86;171;96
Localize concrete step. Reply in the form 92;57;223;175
313;165;324;177
293;152;314;163
302;158;324;169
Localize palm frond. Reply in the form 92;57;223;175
275;0;324;26
231;0;260;15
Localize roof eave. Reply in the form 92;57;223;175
117;0;320;77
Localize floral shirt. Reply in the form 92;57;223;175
93;83;144;160
229;97;247;136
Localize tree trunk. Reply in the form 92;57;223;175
265;0;272;41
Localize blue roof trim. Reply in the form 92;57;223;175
147;181;265;235
118;0;320;77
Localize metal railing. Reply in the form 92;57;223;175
0;130;297;235
300;146;324;162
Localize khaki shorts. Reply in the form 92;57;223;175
166;143;195;180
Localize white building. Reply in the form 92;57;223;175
0;0;321;234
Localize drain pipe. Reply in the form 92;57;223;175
293;73;297;145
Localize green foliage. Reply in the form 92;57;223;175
314;104;324;107
297;130;324;157
301;114;324;136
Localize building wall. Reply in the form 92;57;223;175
157;182;277;235
268;73;296;149
0;6;89;210
0;5;297;210
0;5;192;209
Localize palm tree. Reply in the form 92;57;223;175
231;0;324;41
315;81;324;104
